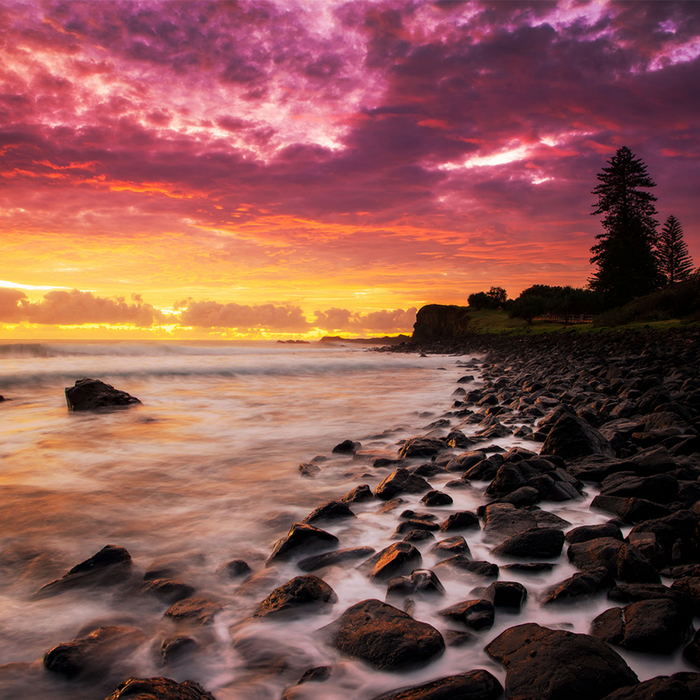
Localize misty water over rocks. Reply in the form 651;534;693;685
1;333;699;700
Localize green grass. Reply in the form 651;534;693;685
464;308;698;336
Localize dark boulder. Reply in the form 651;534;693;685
164;598;222;626
438;599;494;631
492;527;565;559
321;599;445;671
629;510;700;567
393;519;440;538
445;451;485;473
139;578;195;605
34;544;132;598
302;500;355;525
568;537;659;583
298;546;376;573
566;523;623;544
161;636;198;665
608;583;693;614
360;543;422;581
375;468;432;500
482;581;527;610
267;523;339;565
369;669;503;700
600;675;699;700
421;490;453;507
217;559;252;579
431;536;470;559
591;599;692;653
332;439;360;454
671;577;700;615
299;463;321;478
543;567;614;605
440;511;480;532
341;484;373;503
253;575;337;619
684;629;700;668
105;677;216;700
387;569;445;598
434;557;499;579
591;495;672;524
398;437;447;459
600;473;679;504
486;623;638;700
65;378;141;411
43;626;146;680
540;413;614;461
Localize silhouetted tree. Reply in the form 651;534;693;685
467;286;508;310
589;146;662;306
657;215;694;284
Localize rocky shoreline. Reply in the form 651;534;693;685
3;326;700;699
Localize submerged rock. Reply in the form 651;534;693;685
65;378;141;411
43;626;146;680
104;677;217;700
321;599;445;671
164;598;222;626
34;544;133;598
298;546;376;572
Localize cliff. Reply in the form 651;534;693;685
412;304;471;341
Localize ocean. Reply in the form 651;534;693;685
0;342;691;699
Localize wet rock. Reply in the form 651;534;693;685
332;439;360;454
298;546;376;572
217;559;252;579
421;490;453;507
443;631;478;647
299;463;321;478
600;473;679;503
438;599;494;631
412;462;446;477
600;674;700;700
502;562;555;574
540;413;615;461
104;677;216;700
253;575;337;619
340;484;373;503
482;581;527;610
393;520;440;539
398;437;447;459
375;468;432;500
445;451;486;472
34;544;133;598
684;629;700;668
463;458;502;481
65;378;141;411
543;567;614;605
164;598;222;626
567;537;659;583
267;523;339;565
671;578;700;615
400;509;437;522
282;666;332;699
434;557;499;579
486;622;638;700
591;599;692;653
591;495;672;524
321;599;445;671
161;636;198;664
608;583;693;614
360;543;422;581
431;536;470;559
481;503;538;538
43;626;146;680
565;523;623;544
439;511;480;532
232;631;314;676
302;500;355;525
403;529;436;544
628;510;700;567
492;527;565;559
387;569;445;598
139;578;196;605
369;669;503;700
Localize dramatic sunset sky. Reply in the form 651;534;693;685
1;0;698;339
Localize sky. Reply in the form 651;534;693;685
1;0;699;339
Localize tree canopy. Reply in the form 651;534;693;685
657;215;694;284
589;146;662;306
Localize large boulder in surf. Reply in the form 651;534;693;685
375;468;432;499
43;626;147;680
266;523;339;565
34;544;133;599
321;599;445;671
253;575;337;619
486;623;638;700
65;378;141;411
104;677;217;700
369;669;503;700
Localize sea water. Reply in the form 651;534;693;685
0;342;694;699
